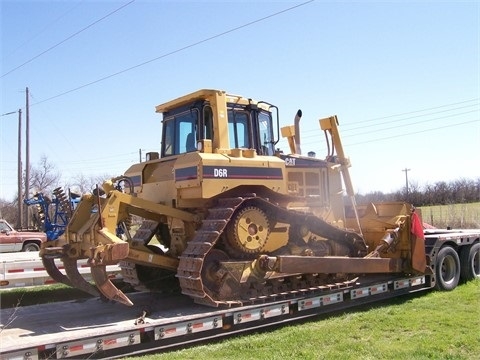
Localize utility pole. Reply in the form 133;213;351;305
24;87;30;228
139;148;146;162
402;168;411;200
17;109;23;229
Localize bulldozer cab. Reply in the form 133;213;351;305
158;89;278;157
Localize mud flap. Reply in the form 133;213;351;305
411;236;427;273
91;265;133;306
63;257;101;297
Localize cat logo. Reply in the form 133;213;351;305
285;157;296;166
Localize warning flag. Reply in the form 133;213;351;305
410;210;426;272
411;211;425;240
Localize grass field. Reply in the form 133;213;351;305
126;280;480;360
419;202;480;228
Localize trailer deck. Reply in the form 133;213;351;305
1;274;429;359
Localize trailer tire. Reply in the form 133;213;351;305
434;246;460;291
460;243;480;282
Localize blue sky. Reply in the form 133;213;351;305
1;0;479;202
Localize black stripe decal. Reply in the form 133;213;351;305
175;166;198;180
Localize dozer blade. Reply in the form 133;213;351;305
91;265;133;306
42;256;73;287
63;257;101;297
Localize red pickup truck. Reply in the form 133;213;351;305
0;219;47;252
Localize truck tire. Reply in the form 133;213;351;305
434;246;460;291
22;242;40;252
460;243;480;282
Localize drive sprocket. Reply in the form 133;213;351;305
226;205;270;257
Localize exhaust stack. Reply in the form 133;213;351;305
294;109;302;155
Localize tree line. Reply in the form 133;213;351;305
356;178;480;206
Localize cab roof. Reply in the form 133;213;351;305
155;89;271;113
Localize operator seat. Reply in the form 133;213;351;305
186;133;196;152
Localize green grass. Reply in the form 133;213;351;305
0;281;132;309
0;284;89;308
125;280;480;360
419;202;480;228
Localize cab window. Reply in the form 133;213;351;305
258;111;274;155
228;110;250;149
162;109;199;156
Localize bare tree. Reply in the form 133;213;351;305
67;173;116;196
67;173;94;195
28;155;61;197
0;156;60;227
0;198;17;224
407;181;422;205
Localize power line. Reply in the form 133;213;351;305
342;109;478;138
65;153;140;164
3;1;85;61
30;0;315;106
301;101;479;145
347;119;479;147
342;98;479;128
299;118;479;152
342;102;479;132
1;0;136;78
1;111;18;116
28;90;87;161
301;99;479;140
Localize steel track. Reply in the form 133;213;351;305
177;196;366;307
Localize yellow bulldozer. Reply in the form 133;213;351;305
40;89;426;307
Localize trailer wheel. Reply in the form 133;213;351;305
460;243;480;282
434;246;460;291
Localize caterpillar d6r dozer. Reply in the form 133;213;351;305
40;89;427;307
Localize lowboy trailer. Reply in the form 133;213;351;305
1;228;478;360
